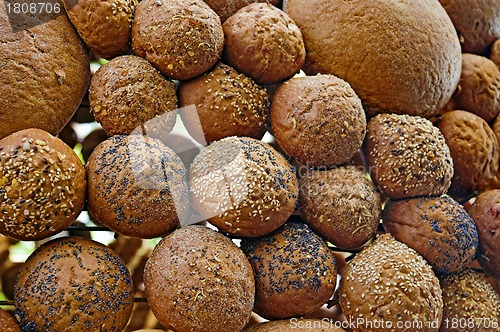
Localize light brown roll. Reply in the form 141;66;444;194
0;308;20;332
245;319;345;331
491;39;500;68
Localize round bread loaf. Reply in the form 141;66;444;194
87;135;189;238
439;269;500;332
89;55;178;140
0;308;20;332
0;2;90;140
0;129;86;240
437;110;500;200
283;0;461;118
271;74;366;167
339;234;443;332
447;54;500;122
222;2;305;85
382;196;478;275
14;237;134;331
245;319;345;331
178;62;269;144
468;189;500;280
144;225;255;332
190;136;298;237
299;166;381;249
241;220;337;319
363;114;454;200
439;0;500;55
491;39;500;68
131;0;224;80
63;0;137;58
202;0;254;22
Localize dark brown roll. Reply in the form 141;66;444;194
81;128;108;163
0;308;20;332
271;74;366;167
0;129;86;240
131;0;224;80
468;189;500;280
364;113;454;200
241;221;337;319
190;136;298;237
144;225;255;332
178;62;269;144
14;237;134;331
87;135;189;238
202;0;254;22
383;196;478;275
222;2;305;85
339;234;443;331
245;319;346;331
299;166;381;249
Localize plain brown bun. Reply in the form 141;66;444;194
491;39;500;68
14;237;134;331
437;110;500;200
63;0;137;58
241;221;337;319
0;129;86;240
178;62;269;144
87;135;189;238
144;225;255;332
81;128;108;162
0;308;20;332
339;233;443;332
438;0;500;55
0;3;89;140
271;74;366;167
363;114;454;200
223;2;305;85
468;189;500;280
439;268;500;332
383;196;479;275
299;166;381;249
190;136;298;237
245;319;345;332
284;0;461;118
203;0;254;22
131;0;223;80
89;55;177;140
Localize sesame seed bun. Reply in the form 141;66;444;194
245;319;345;331
0;308;20;332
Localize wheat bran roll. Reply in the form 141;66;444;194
339;234;443;332
89;55;178;140
0;308;20;332
14;237;134;331
0;129;86;240
144;225;255;332
0;2;90;140
132;0;223;80
284;0;461;118
245;319;345;331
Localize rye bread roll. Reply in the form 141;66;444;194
0;308;20;332
245;319;345;332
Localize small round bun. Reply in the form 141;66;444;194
223;3;305;85
245;319;345;332
468;189;500;279
179;62;269;144
241;221;337;319
0;308;20;332
144;225;255;332
131;0;224;80
299;166;381;249
14;237;134;331
271;75;366;167
190;136;298;237
0;129;86;240
491;39;500;68
63;0;137;58
439;268;500;332
364;114;454;200
89;55;178;139
87;135;189;238
202;0;254;22
383;196;478;275
339;234;443;331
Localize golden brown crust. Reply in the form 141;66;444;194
284;0;461;118
144;225;255;332
222;2;305;85
0;129;86;240
14;237;134;331
131;0;224;80
491;39;500;68
178;62;269;144
0;308;20;332
89;55;177;140
86;135;189;238
241;221;337;319
64;0;137;58
245;319;345;331
271;75;366;167
0;2;90;140
190;136;298;237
